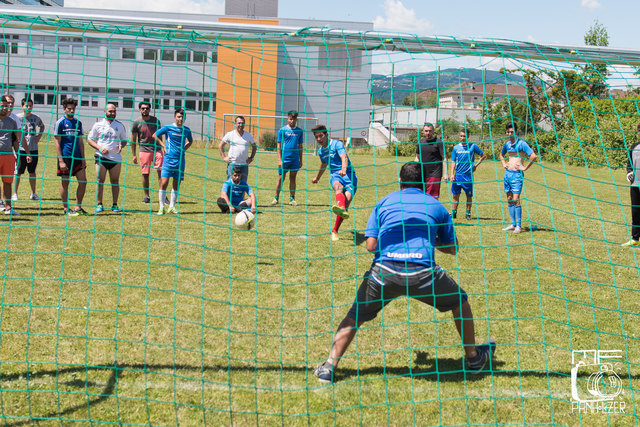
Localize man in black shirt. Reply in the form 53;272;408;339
623;123;640;247
414;122;448;198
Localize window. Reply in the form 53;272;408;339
193;51;207;63
175;99;182;108
46;94;56;105
72;44;84;56
81;99;89;106
200;100;210;112
144;49;157;60
123;98;134;109
86;46;100;57
122;48;136;59
108;47;120;59
161;49;174;61
176;50;188;62
34;93;44;104
210;52;218;63
163;99;170;110
185;100;196;111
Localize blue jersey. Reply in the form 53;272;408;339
451;143;484;181
55;116;83;158
500;137;533;161
318;139;355;177
277;125;303;162
365;188;456;268
221;179;253;206
156;124;193;169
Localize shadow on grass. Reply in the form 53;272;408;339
6;354;634;425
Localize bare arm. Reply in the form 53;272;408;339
449;161;456;182
249;192;256;213
366;237;378;253
130;131;138;163
276;142;282;166
522;152;538;171
312;163;328;183
339;153;348;176
247;142;257;164
218;140;229;161
435;237;458;255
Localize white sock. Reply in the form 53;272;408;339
159;190;166;207
170;189;178;208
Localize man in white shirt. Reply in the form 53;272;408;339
218;115;256;182
87;103;127;213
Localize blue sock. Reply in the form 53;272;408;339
508;204;516;225
515;205;522;227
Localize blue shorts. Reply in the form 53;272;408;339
161;157;185;181
278;159;300;174
504;169;523;194
451;181;473;197
330;173;357;196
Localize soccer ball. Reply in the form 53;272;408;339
234;210;256;230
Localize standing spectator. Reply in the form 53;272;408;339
131;102;163;204
498;122;537;234
13;98;44;201
54;98;87;216
0;95;29;215
271;111;304;206
87;103;127;213
414;122;448;198
219;115;256;183
622;123;640;247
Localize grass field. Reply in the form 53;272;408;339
0;140;638;425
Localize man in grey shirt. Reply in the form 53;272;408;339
0;95;30;215
13;98;44;201
622;123;640;246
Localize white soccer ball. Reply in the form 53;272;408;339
234;210;256;230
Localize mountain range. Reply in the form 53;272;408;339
370;68;524;103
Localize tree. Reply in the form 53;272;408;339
582;20;610;98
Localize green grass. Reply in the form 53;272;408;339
0;140;638;425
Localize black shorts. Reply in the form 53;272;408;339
95;155;119;171
17;151;38;175
57;157;85;177
347;261;468;322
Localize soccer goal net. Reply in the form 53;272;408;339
0;7;637;426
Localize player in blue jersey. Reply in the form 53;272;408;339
54;98;88;216
499;122;537;234
311;124;357;241
313;162;496;383
449;128;486;220
271;111;304;206
217;166;256;214
153;108;193;215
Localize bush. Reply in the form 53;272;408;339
387;130;419;157
260;132;276;151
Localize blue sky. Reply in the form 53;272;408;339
66;0;637;49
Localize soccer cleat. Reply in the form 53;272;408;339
96;204;104;213
313;362;334;383
513;226;522;234
466;339;496;373
157;206;165;216
621;239;640;247
111;204;121;213
167;206;178;214
11;194;18;201
142;196;151;204
74;208;89;216
289;199;298;207
452;210;457;219
66;209;79;217
331;204;349;220
30;193;40;201
4;208;20;216
331;232;340;241
271;197;278;206
465;212;472;220
502;225;515;231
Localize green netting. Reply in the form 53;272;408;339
0;11;638;426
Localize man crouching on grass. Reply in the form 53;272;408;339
313;162;496;383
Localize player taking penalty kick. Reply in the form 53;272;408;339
311;125;357;241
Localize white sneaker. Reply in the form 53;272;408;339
11;194;18;201
502;225;515;231
5;208;20;215
331;232;339;241
29;193;40;201
513;226;522;234
270;198;278;206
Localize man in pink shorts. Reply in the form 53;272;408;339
0;95;29;215
131;102;163;204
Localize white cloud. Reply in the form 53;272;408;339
581;0;601;9
373;0;431;35
65;0;224;14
